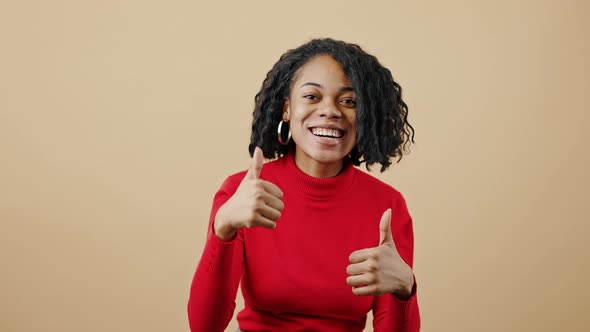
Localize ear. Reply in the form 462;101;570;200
282;98;290;122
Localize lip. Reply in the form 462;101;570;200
308;124;346;132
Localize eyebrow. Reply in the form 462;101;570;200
300;82;354;92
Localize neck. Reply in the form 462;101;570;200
294;152;344;178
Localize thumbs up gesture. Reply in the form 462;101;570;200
213;147;285;241
346;209;415;299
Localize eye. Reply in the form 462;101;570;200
302;94;319;102
340;98;357;107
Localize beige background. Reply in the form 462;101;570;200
1;1;588;331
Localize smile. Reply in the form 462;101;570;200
310;127;344;138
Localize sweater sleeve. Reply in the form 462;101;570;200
372;192;421;332
187;175;245;332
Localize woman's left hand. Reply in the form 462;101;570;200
345;209;415;300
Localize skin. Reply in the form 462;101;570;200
283;54;358;178
346;209;415;300
214;55;414;300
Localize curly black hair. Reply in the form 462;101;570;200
249;38;414;172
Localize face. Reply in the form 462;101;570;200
283;55;357;177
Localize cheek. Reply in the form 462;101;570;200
290;107;312;127
347;115;358;144
288;112;307;138
348;114;357;133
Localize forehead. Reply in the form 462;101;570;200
292;54;352;87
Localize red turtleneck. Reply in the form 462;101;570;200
188;153;420;331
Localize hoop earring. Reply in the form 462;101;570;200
277;120;291;145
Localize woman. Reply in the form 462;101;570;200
188;38;420;331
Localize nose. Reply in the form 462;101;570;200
318;100;342;119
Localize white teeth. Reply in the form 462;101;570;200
311;127;343;138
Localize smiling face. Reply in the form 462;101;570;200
283;54;357;178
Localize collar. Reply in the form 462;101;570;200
273;151;357;200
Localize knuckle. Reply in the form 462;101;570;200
374;285;381;295
247;211;257;222
253;201;264;211
368;260;378;271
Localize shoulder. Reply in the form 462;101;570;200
352;167;404;200
224;170;247;188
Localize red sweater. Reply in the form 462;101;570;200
188;153;420;331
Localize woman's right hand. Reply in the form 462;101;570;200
213;147;285;241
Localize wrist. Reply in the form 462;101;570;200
393;266;415;300
213;207;237;241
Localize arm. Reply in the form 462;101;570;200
187;148;284;331
372;194;420;332
187;176;244;332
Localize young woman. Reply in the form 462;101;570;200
188;38;420;332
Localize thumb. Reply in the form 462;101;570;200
379;208;394;246
246;146;264;179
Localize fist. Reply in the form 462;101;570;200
346;209;414;299
214;147;285;241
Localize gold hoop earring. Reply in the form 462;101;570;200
277;121;291;145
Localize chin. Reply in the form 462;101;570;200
307;148;349;163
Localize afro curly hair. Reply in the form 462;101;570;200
249;38;414;172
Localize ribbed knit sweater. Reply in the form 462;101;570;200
188;153;420;331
